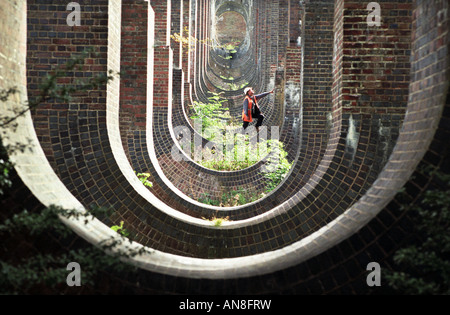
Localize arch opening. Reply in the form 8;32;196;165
215;11;247;48
3;0;449;292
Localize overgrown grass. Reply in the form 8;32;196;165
198;188;266;208
198;135;270;171
187;93;293;206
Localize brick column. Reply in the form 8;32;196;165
340;1;412;115
289;0;302;47
269;0;280;66
120;0;149;161
301;0;335;156
182;0;192;105
26;0;111;171
284;0;303;127
171;0;183;69
151;0;173;108
278;0;289;67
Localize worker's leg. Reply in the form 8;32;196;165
255;114;265;131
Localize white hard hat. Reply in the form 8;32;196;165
244;87;252;95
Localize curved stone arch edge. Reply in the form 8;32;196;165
3;83;438;280
143;4;293;217
3;0;446;280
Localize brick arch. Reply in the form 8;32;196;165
1;0;449;292
122;0;303;220
17;0;324;259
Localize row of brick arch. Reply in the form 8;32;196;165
2;0;448;291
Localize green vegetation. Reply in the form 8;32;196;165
0;205;149;294
385;166;450;294
199;134;265;171
187;92;293;206
223;43;238;54
195;139;292;207
135;172;153;188
111;221;131;238
198;188;265;208
0;49;148;294
170;26;212;50
171;27;240;61
0;139;13;195
262;141;293;193
225;81;249;91
201;215;230;227
190;92;231;142
171;26;239;55
218;43;238;60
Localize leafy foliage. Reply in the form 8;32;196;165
195;139;291;206
170;26;213;50
0;205;108;238
0;48;147;294
262;141;293;193
187;89;292;205
201;215;230;227
0;205;150;294
190;92;231;142
385;166;450;295
199;134;266;171
111;221;131;238
0;138;13;196
171;26;240;55
198;188;265;208
135;172;153;188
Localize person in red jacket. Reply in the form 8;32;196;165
242;87;274;132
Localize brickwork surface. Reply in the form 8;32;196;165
0;0;449;294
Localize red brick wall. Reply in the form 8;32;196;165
301;0;335;160
171;0;183;69
152;0;171;45
120;0;149;159
340;1;412;114
152;0;173;108
27;0;110;170
3;0;450;295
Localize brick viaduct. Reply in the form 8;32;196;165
0;0;449;294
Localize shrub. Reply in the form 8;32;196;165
385;166;450;294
